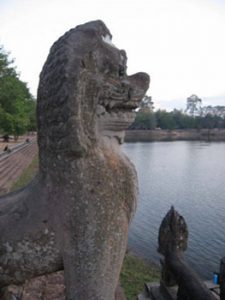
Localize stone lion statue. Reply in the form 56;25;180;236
0;20;149;299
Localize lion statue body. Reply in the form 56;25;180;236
0;20;149;299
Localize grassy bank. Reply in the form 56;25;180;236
10;158;160;299
121;254;160;299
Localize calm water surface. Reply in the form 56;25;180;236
123;141;225;279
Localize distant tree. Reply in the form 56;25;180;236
0;46;16;77
155;110;176;130
130;110;156;129
0;107;14;134
129;98;225;130
172;109;196;129
129;95;156;129
201;114;218;129
201;105;225;118
185;94;202;117
0;46;36;138
26;99;37;132
139;95;154;111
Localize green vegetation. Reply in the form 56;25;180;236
132;109;157;130
0;46;36;139
9;158;160;299
120;254;160;300
130;108;225;130
130;94;225;130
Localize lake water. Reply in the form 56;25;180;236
123;141;225;279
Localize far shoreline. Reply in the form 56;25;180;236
125;128;225;142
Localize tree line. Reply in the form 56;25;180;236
130;98;225;130
0;46;36;139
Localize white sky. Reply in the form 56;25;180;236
0;0;225;110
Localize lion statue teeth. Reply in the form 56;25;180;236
0;20;149;299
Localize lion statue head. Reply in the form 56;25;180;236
37;20;149;175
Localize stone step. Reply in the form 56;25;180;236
0;138;35;161
0;141;38;194
0;163;24;189
0;148;33;180
138;281;220;300
0;143;32;168
0;144;37;181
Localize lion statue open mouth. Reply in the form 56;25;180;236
0;20;149;299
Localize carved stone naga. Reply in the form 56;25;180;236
0;20;149;299
158;206;217;300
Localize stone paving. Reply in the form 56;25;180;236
0;134;36;151
0;135;38;195
137;280;220;300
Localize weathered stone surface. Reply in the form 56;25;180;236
20;272;65;300
2;272;126;300
0;20;149;299
1;272;64;300
158;206;188;256
158;207;216;300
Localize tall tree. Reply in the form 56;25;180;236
185;94;202;117
139;95;154;111
0;46;36;138
0;46;16;77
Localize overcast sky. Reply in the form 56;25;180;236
1;0;225;110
